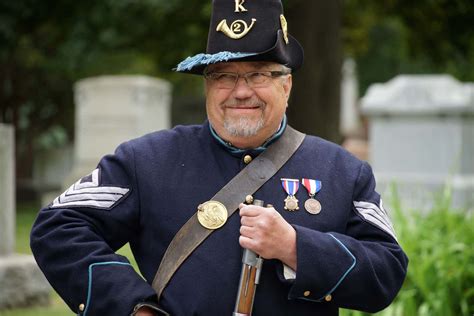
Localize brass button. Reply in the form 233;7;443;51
325;294;332;302
243;155;253;164
303;290;311;297
79;303;85;312
245;195;254;204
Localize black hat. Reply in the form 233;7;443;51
176;0;304;74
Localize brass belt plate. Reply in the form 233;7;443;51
197;200;228;230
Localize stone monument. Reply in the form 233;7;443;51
0;124;50;309
340;58;362;137
0;124;14;257
340;58;368;161
361;75;474;211
64;75;172;186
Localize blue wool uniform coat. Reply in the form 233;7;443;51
30;122;408;315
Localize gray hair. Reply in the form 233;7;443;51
280;65;292;74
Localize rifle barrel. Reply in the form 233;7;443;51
233;199;264;316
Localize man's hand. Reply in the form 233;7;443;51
239;203;297;270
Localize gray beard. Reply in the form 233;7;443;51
223;116;264;138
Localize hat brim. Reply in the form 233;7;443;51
175;30;304;75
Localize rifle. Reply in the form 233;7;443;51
233;199;265;316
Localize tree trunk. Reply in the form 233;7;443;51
285;0;342;143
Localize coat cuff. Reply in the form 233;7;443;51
283;264;296;280
131;302;169;316
288;225;356;302
78;260;157;315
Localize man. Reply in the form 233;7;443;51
30;0;408;315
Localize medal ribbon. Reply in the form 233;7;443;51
302;178;322;196
281;178;299;196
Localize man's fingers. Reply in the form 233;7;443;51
240;215;254;227
239;235;256;251
239;224;255;237
239;203;266;217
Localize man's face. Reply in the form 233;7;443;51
205;61;292;149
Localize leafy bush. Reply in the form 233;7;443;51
342;186;474;316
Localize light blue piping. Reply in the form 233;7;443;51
175;51;258;72
83;261;132;316
315;234;356;301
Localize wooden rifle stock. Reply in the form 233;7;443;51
233;199;264;316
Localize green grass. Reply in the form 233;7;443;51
0;294;71;316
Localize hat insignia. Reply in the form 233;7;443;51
234;0;248;12
280;15;289;44
216;18;257;40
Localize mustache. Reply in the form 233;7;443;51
222;98;266;108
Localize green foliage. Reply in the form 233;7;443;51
379;0;474;67
342;186;474;316
3;0;474;177
390;187;474;316
0;0;210;179
343;0;474;94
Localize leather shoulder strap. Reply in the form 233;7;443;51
152;126;305;300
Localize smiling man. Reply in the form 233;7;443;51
30;1;408;315
204;62;292;148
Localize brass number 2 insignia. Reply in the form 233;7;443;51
216;18;257;39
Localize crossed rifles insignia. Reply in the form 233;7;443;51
217;0;289;43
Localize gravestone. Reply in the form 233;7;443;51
64;75;172;187
0;124;15;256
34;145;74;206
361;75;474;211
340;58;362;137
340;58;368;160
0;124;50;309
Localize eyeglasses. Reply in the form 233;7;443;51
203;70;291;89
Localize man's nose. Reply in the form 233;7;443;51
232;76;254;98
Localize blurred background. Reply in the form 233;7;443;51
0;0;473;315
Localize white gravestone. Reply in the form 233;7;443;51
65;75;172;185
34;146;74;206
340;58;362;137
0;124;15;256
361;75;474;211
0;124;50;309
340;58;368;161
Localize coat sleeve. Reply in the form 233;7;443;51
30;141;157;316
283;161;408;313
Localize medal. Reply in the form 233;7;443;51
281;178;300;211
304;198;321;215
302;178;322;214
197;200;228;229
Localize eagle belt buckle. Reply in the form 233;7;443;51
197;200;228;230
